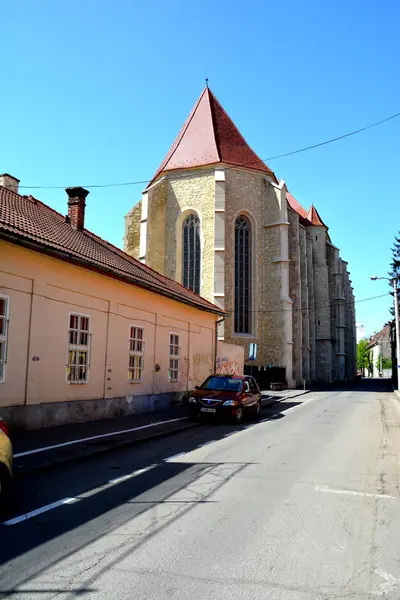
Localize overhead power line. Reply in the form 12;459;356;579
18;108;400;190
264;110;400;161
224;293;390;315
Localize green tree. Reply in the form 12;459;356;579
375;356;392;371
388;232;400;316
357;339;372;374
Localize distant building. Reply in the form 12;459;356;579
125;86;357;385
356;323;366;343
367;325;391;378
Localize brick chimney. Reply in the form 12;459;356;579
65;186;89;230
0;173;20;193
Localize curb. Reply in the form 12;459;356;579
13;419;198;479
12;391;312;479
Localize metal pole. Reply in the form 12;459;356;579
379;342;382;377
393;279;400;391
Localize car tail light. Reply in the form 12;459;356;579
0;420;8;437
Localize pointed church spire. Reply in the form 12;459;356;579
148;87;276;187
306;205;327;227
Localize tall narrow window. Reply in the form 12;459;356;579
0;295;9;383
182;214;200;294
128;326;144;382
169;333;180;382
67;314;90;383
234;215;251;334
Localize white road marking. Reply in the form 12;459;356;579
164;452;186;462
14;395;314;460
108;465;154;485
2;498;78;526
372;569;397;596
2;465;157;526
14;417;188;458
315;484;396;500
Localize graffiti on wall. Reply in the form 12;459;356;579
192;353;212;382
216;356;241;375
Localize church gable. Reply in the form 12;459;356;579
148;86;276;186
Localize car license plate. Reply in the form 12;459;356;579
200;407;216;413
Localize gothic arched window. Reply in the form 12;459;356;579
182;214;201;294
235;215;251;333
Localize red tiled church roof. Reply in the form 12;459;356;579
149;87;277;186
0;186;223;315
306;205;326;227
286;192;308;220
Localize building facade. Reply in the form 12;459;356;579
124;87;356;385
366;325;392;378
0;174;231;429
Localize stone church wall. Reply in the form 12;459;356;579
124;167;356;385
309;227;333;382
288;209;302;385
124;201;142;259
165;171;215;303
223;169;286;369
300;225;310;382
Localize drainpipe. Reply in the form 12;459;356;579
214;317;225;373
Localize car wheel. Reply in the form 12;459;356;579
235;406;244;424
0;464;11;518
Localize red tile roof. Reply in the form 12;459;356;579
0;186;223;315
286;192;308;220
149;87;277;186
306;205;327;227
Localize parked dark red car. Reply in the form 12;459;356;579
186;374;261;423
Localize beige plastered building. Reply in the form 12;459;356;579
0;174;245;429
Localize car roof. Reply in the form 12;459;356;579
210;374;246;380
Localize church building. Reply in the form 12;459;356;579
124;86;356;386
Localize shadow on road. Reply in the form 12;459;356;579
310;378;393;393
0;397;300;589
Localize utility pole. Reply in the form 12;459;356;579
370;276;400;390
393;278;400;390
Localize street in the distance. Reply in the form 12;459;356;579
1;379;399;600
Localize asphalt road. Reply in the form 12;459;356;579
1;380;399;600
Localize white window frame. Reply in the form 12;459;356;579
0;294;10;384
66;312;91;384
168;332;180;382
128;325;145;383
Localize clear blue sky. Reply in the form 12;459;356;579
2;0;399;336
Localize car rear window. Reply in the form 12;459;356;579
200;377;242;391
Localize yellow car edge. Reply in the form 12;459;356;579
0;419;13;512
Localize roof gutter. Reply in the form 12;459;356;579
214;316;225;373
0;232;225;317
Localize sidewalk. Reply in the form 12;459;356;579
12;406;194;478
261;388;310;406
11;389;309;477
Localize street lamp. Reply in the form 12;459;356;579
370;275;400;390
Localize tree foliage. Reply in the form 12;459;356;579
357;339;372;373
388;232;400;316
375;356;392;370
